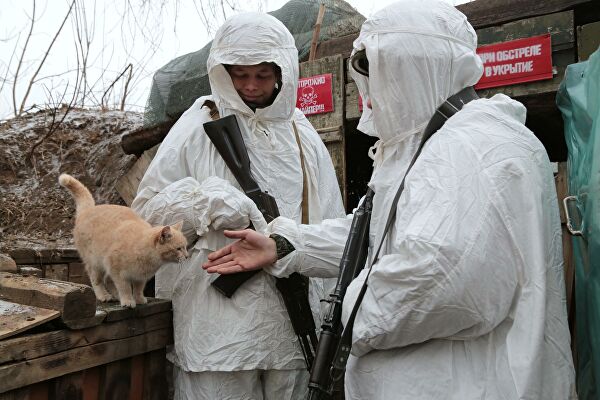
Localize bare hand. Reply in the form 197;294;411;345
202;229;277;274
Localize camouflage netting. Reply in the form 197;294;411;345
143;0;365;127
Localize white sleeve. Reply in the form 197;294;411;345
265;214;354;278
343;148;519;357
131;102;266;243
131;138;203;244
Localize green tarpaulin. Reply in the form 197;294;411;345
557;45;600;399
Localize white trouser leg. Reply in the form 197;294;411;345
173;366;308;400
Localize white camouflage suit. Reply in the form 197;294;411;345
131;12;345;400
266;1;577;398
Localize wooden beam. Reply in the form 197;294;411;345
120;117;179;156
0;311;172;365
0;272;96;321
457;0;590;29
0;328;172;393
115;145;159;206
7;248;79;265
100;298;172;323
316;33;359;62
300;55;347;205
308;4;326;62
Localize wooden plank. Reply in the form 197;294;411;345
44;265;68;282
115;145;159;206
61;310;107;330
100;298;172;323
0;328;172;393
555;162;568;224
317;126;343;143
67;263;90;286
0;311;172;365
142;350;167;400
345;81;360;121
128;355;144;400
0;300;59;340
456;0;589;29
17;267;42;278
578;21;600;61
8;248;79;266
300;54;347;205
0;273;96;321
555;162;575;330
0;382;48;400
100;358;131;400
316;33;359;62
477;66;567;99
81;367;100;400
476;11;574;51
48;371;84;400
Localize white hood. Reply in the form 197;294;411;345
350;0;484;243
351;0;482;142
207;12;299;121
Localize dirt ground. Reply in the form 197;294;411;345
0;106;143;253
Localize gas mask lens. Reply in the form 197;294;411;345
350;49;369;76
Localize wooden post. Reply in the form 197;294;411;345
308;4;326;62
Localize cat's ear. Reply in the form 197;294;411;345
171;220;184;232
159;226;172;244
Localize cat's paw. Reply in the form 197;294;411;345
96;292;115;302
134;296;148;305
120;298;137;308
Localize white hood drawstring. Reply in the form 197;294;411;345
367;123;427;167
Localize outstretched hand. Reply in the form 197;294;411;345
202;229;277;274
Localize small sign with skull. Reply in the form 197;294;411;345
297;73;334;116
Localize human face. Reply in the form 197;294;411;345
227;64;279;107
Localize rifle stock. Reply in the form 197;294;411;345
203;115;279;296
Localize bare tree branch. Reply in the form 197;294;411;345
12;0;36;117
101;63;133;110
120;63;133;111
0;36;19;99
18;0;76;116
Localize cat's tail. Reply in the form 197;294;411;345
58;173;95;214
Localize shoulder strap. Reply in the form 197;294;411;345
332;87;479;370
202;100;220;121
292;121;309;224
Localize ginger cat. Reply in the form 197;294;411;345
59;173;188;308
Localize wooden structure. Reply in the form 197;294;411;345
0;271;172;399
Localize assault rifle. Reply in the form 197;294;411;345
203;114;318;369
306;188;374;400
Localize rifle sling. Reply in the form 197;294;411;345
292;121;310;224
